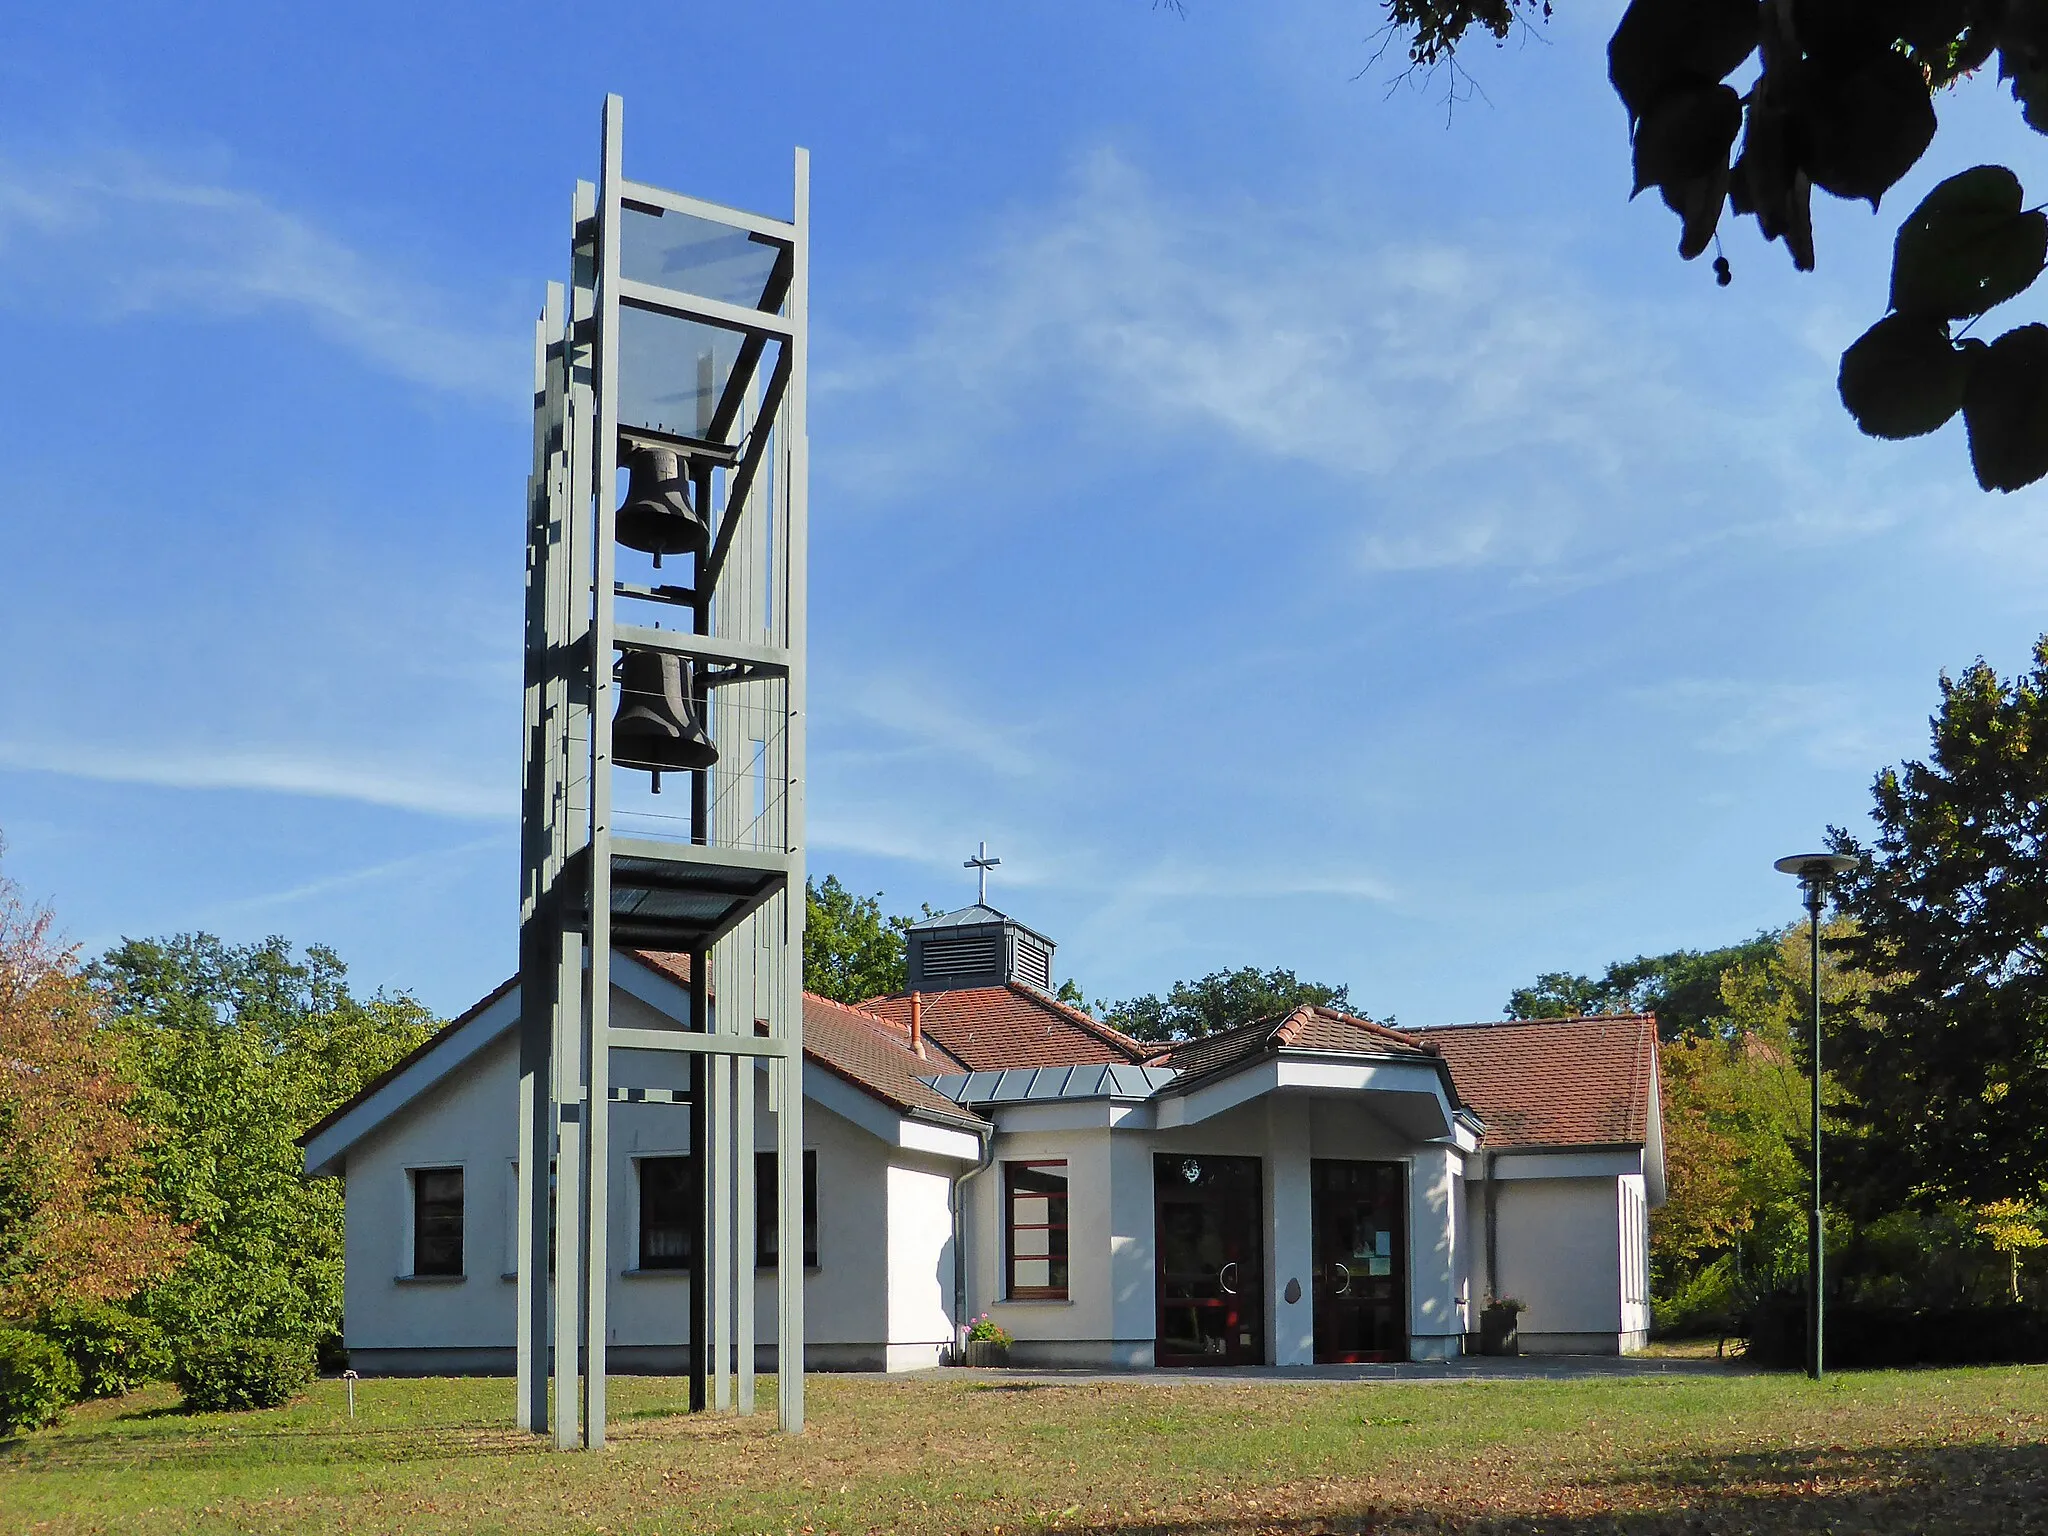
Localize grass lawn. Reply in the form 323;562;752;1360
3;1367;2046;1534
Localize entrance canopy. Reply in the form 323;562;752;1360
921;1004;1482;1148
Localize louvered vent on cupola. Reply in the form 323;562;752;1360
1011;931;1052;991
919;933;1000;980
905;904;1058;995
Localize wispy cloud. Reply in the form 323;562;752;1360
0;147;525;400
820;670;1054;780
1630;678;1888;767
194;835;505;924
825;149;1898;577
806;809;1396;907
0;739;512;821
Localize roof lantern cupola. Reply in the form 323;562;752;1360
905;842;1055;993
905;904;1057;993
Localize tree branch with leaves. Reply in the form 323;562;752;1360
1379;0;2048;490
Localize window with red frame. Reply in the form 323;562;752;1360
1005;1160;1069;1299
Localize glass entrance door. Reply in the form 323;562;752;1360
1311;1159;1407;1363
1154;1154;1264;1366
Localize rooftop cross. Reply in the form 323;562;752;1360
964;840;1001;906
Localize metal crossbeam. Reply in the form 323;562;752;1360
619;178;798;240
613;624;791;674
612;1028;795;1058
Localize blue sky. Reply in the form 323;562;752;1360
2;1;2044;1024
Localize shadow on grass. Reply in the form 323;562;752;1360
1061;1442;2048;1534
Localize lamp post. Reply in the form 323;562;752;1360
1772;851;1861;1381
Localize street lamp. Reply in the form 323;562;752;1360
1773;851;1862;1380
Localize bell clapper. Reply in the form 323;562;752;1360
651;770;662;795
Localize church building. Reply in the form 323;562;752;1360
302;904;1663;1372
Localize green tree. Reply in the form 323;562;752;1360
1972;1197;2048;1300
1504;933;1779;1039
1377;0;2048;491
1651;919;1880;1316
1830;637;2048;1212
803;876;912;1003
90;935;434;1346
1102;967;1355;1044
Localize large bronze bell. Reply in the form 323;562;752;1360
613;648;717;776
616;445;708;566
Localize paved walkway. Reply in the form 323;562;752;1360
905;1353;1747;1385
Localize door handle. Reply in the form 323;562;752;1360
1219;1261;1239;1295
1332;1261;1350;1296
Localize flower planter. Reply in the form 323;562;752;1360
1479;1305;1521;1357
959;1339;1010;1368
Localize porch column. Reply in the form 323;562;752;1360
1408;1146;1463;1360
1265;1097;1314;1366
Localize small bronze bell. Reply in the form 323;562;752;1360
613;648;717;776
616;445;708;567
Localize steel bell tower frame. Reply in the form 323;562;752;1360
517;94;808;1447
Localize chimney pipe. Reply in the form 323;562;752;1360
910;991;925;1059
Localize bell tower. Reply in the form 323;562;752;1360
517;96;808;1448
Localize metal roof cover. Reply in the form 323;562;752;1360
905;903;1056;947
921;1062;1179;1105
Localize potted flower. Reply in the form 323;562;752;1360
958;1314;1013;1368
1480;1297;1525;1357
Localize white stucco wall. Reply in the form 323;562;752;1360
1618;1172;1651;1346
1265;1097;1314;1365
333;982;963;1373
885;1158;958;1369
966;1126;1130;1365
1492;1176;1625;1352
1461;1151;1648;1355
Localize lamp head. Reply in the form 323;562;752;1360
1774;852;1862;912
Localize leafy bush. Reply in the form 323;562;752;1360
315;1330;348;1376
1653;1255;1740;1338
0;1328;80;1435
174;1337;314;1412
36;1303;169;1399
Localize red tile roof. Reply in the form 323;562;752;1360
629;952;985;1127
1423;1014;1659;1150
860;984;1151;1072
1160;1005;1441;1085
799;992;986;1127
